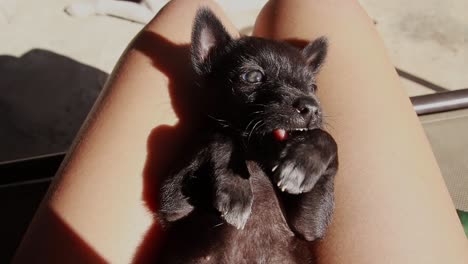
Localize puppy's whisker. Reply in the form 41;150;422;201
250;103;267;107
213;222;224;228
207;115;234;129
247;120;263;146
244;114;265;132
245;118;260;133
207;115;228;123
322;121;335;131
248;120;262;139
251;122;266;143
253;122;266;136
248;110;265;117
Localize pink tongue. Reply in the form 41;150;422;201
273;129;287;141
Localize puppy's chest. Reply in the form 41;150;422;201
196;162;311;264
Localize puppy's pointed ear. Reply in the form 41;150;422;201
302;37;328;74
191;8;232;74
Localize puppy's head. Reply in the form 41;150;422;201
192;8;328;138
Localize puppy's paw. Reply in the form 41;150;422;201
274;155;325;194
274;161;307;194
214;176;253;229
273;129;337;194
159;198;194;223
158;169;198;224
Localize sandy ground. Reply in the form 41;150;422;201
0;0;467;161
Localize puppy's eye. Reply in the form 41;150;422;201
241;70;264;83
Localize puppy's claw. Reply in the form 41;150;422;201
215;184;253;230
272;165;278;172
222;205;252;230
275;162;306;194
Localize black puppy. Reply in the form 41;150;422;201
157;8;338;263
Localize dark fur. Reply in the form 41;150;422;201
157;8;338;263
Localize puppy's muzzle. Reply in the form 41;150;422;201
292;97;321;126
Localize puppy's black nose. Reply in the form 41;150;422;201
293;97;320;121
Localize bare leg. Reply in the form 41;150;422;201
14;0;238;263
254;0;468;263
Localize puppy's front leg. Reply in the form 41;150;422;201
159;150;207;223
273;129;338;241
210;133;253;230
283;158;337;241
